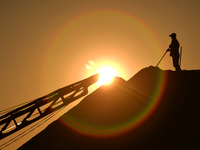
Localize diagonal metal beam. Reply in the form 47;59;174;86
0;74;99;139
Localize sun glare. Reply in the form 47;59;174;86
98;67;117;85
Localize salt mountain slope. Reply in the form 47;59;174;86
19;66;200;150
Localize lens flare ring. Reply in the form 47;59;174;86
44;10;165;138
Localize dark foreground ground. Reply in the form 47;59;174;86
19;66;200;150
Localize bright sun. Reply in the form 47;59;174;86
98;67;117;85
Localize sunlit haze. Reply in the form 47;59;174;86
1;0;200;149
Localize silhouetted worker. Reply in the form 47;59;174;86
167;33;181;71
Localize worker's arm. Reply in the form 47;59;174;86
166;48;171;52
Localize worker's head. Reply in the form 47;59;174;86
169;33;176;38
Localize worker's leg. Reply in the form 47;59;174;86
172;56;181;71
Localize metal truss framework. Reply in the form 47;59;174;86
0;74;99;140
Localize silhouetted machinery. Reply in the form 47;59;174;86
0;74;99;140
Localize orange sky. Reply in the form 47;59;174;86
1;0;200;149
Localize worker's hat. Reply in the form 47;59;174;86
169;33;176;37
